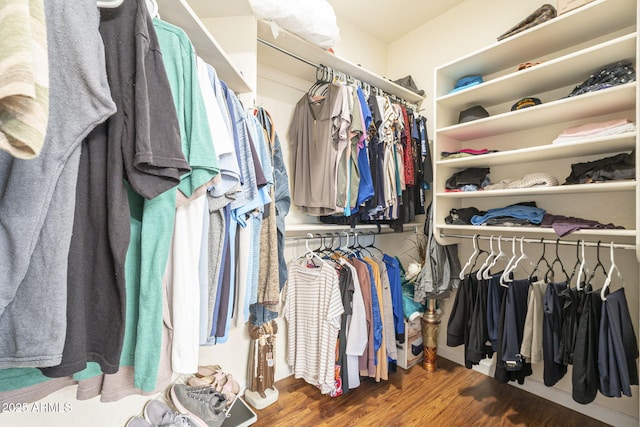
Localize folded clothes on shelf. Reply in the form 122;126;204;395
540;213;625;237
566;61;636;98
445;207;485;225
470;202;545;226
552;119;636;144
563;150;635;184
445;167;490;192
484;172;558;190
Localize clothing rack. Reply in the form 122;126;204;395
440;233;636;251
257;37;419;111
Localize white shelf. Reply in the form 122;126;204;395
186;0;253;18
157;0;253;93
436;181;636;198
436;82;636;141
436;224;637;238
436;32;637;111
434;0;637;89
432;0;638;260
435;133;637;168
256;19;425;105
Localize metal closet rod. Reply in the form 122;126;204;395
285;229;398;242
440;233;636;251
257;38;418;110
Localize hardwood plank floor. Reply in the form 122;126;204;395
249;358;608;427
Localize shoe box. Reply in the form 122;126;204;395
396;318;424;369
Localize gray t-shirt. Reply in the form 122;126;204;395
289;83;350;215
0;0;116;369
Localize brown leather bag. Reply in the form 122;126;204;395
497;4;557;41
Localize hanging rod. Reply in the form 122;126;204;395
285;226;417;242
257;38;419;111
258;38;320;69
439;233;636;251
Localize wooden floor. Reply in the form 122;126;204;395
249;357;608;427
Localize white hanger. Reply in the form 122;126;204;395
477;235;496;280
575;240;590;290
339;231;356;256
483;236;506;279
294;233;327;266
601;241;623;301
459;234;480;280
146;0;159;18
500;237;517;286
97;0;124;8
502;237;534;286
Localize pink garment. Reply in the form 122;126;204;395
556;119;632;137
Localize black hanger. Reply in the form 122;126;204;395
364;231;384;256
529;238;552;281
546;238;570;283
586;241;607;287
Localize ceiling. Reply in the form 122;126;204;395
327;0;467;43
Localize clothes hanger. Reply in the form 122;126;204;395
146;0;159;18
586;241;607;288
477;235;496;280
483;236;507;279
97;0;124;8
508;236;534;281
364;231;384;257
601;241;623;301
567;240;581;288
576;240;590;291
529;238;552;281
294;233;327;267
338;231;356;257
499;237;517;286
459;234;480;280
545;238;570;283
351;232;369;256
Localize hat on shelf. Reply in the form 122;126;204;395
511;97;542;111
449;75;483;93
393;75;425;96
458;105;490;123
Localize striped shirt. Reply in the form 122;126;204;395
284;259;343;395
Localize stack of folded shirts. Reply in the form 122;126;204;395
552;119;636;144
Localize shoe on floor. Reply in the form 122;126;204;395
144;399;198;427
170;384;227;427
125;416;153;427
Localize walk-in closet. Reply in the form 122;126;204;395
0;0;638;426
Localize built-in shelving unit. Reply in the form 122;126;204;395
432;0;639;260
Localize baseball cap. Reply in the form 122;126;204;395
511;97;542;111
458;105;490;124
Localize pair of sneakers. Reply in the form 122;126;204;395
126;399;198;427
169;384;228;427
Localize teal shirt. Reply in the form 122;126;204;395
153;18;219;197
